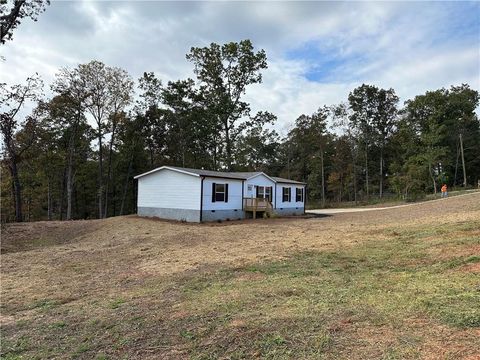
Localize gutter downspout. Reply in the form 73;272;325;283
241;180;244;210
200;176;204;222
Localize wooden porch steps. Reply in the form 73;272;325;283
243;197;273;219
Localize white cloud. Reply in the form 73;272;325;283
0;1;478;131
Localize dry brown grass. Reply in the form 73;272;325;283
1;193;479;359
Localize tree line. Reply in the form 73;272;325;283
1;40;479;222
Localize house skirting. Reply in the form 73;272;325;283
274;207;305;216
138;207;304;222
201;209;245;222
138;207;201;222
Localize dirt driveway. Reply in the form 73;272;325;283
307;191;480;214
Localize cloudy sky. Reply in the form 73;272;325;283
1;0;479;134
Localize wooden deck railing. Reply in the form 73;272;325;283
243;197;273;218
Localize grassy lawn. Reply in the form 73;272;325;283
169;221;480;359
1;196;479;359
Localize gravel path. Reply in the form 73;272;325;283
307;191;480;214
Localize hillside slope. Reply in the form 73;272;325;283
1;193;479;359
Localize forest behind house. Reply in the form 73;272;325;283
1;40;479;223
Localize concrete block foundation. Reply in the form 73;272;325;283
138;207;201;222
273;207;305;216
201;209;245;222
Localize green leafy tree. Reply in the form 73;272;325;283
161;79;199;167
186;40;268;170
443;85;479;187
115;114;149;216
331;103;361;203
284;107;333;205
136;72;166;167
73;60;134;218
0;74;43;222
403;90;449;194
327;135;354;202
348;84;399;199
103;68;134;218
51;68;91;219
235;116;279;171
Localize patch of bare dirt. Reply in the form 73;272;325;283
329;316;480;360
460;262;480;273
1;219;104;253
428;243;480;261
418;322;480;360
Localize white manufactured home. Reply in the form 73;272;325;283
134;166;306;222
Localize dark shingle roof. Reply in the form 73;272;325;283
135;166;305;184
271;176;305;184
167;166;253;180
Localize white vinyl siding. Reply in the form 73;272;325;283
137;169;201;210
244;174;276;207
276;184;305;209
202;177;243;211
